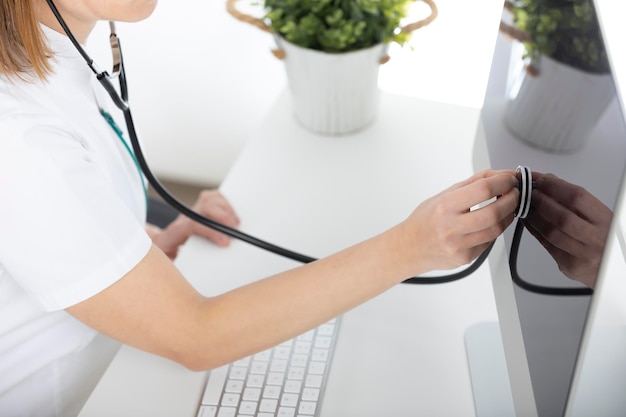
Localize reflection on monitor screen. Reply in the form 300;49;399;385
472;0;626;416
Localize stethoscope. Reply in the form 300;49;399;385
44;0;592;293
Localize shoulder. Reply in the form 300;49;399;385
0;83;86;160
0;112;87;179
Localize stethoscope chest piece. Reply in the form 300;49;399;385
515;165;532;219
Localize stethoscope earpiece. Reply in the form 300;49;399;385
515;165;532;219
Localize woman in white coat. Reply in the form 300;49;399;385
0;1;519;415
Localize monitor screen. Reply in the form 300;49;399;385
476;0;626;415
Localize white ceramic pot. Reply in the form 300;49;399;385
279;39;388;135
504;55;615;152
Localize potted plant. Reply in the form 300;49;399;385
499;0;615;152
227;0;437;135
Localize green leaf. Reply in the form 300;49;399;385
509;0;609;73
263;0;418;52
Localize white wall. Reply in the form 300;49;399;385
89;0;287;187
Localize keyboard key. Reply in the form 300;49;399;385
220;393;240;407
259;399;278;413
262;385;281;399
305;375;323;388
278;406;296;417
246;374;264;388
225;380;244;394
297;330;314;341
229;367;247;380
242;387;261;402
233;357;250;367
308;361;325;375
255;350;272;361
202;365;229;405
197;405;217;417
266;372;285;386
291;354;308;367
314;336;332;349
238;401;258;415
311;349;328;362
287;367;305;380
216;406;236;417
284;380;302;394
270;359;288;373
250;361;269;375
280;393;298;407
317;324;335;336
273;346;291;360
294;341;311;354
301;388;319;402
298;401;317;415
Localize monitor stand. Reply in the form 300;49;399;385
465;322;515;417
465;322;626;417
566;325;626;416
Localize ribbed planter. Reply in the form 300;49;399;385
279;39;387;135
225;0;438;136
504;55;615;153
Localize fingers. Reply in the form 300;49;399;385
451;170;518;213
190;190;241;247
530;175;611;247
534;172;612;225
195;190;239;220
449;169;517;192
523;220;576;272
524;216;599;288
450;171;518;231
527;191;588;255
451;172;519;255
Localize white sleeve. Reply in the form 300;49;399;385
0;118;152;311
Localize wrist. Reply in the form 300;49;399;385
388;220;433;280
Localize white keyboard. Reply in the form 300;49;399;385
196;318;341;417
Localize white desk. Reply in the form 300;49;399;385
79;91;503;416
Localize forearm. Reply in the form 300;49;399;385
68;226;411;372
190;224;413;369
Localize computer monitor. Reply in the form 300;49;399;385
469;0;626;416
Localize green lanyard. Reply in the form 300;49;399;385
100;108;149;209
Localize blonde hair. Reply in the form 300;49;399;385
0;0;51;79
